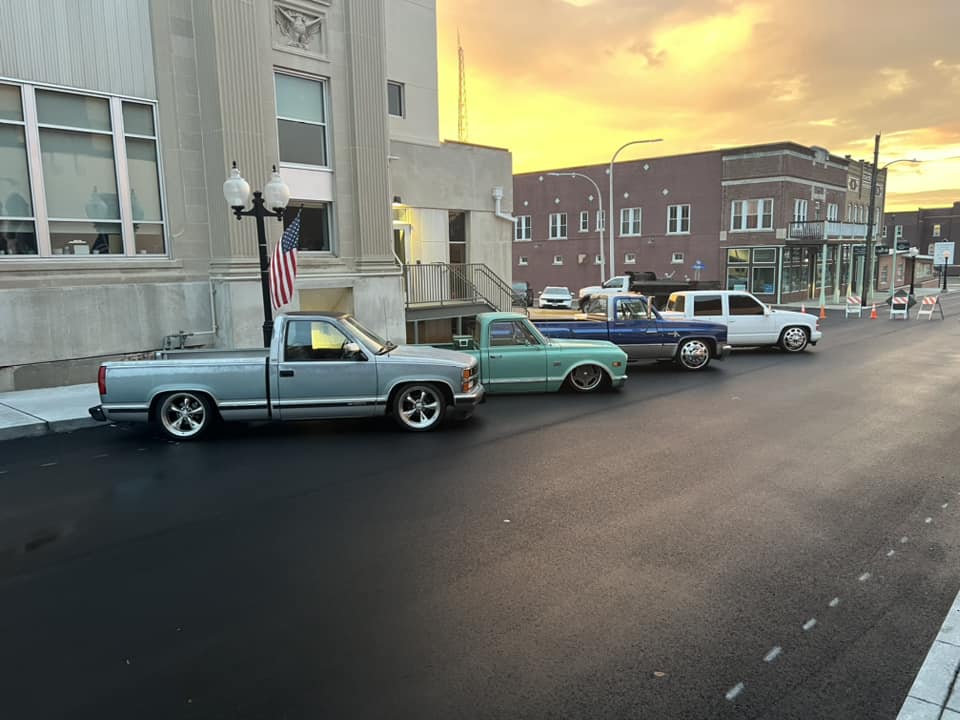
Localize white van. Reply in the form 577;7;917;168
660;291;822;351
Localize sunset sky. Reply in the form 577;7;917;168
436;0;960;211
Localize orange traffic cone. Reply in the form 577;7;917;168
870;303;878;319
819;305;827;320
800;303;806;313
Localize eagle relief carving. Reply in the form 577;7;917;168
275;5;323;50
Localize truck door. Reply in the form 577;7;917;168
726;293;773;344
275;319;379;420
610;296;663;359
485;319;547;393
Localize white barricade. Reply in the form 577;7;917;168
916;295;945;320
890;295;909;319
845;296;862;318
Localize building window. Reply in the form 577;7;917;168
620;207;642;236
515;215;531;241
727;248;750;263
579;210;589;232
624;252;636;264
283;203;330;252
793;199;808;223
553;254;563;265
549;212;567;239
594;254;602;264
275;72;328;167
387;81;404;117
827;202;838;221
0;82;166;258
894;225;903;241
752;248;776;263
671;252;684;264
752;266;776;294
730;199;773;231
933;224;942;237
518;255;528;266
667;204;690;234
596;209;605;231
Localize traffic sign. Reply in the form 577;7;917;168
896;242;910;251
874;245;889;256
934;241;955;264
692;260;705;271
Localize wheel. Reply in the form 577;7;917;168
676;339;711;371
156;391;214;440
566;364;606;393
779;326;809;352
393;383;446;432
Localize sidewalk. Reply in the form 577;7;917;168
0;383;101;442
897;586;960;719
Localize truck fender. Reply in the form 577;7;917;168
147;384;223;415
561;359;617;383
381;377;458;411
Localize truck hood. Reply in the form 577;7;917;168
383;344;475;367
771;309;816;323
546;338;620;351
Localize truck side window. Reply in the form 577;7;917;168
617;298;646;320
693;295;723;316
490;320;540;347
585;297;608;315
285;320;352;361
728;294;765;315
666;295;684;313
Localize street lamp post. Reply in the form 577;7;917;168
943;251;950;292
223;162;292;347
609;138;663;280
547;171;605;282
908;246;919;295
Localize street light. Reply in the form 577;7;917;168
609;138;663;279
943;251;950;292
223;161;291;347
547;171;605;282
908;246;919;295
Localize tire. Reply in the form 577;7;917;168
566;364;607;393
676;338;711;371
779;326;810;353
156;391;215;441
392;383;446;432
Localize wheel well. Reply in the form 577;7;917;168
386;381;454;415
565;362;613;387
149;390;219;422
674;336;716;357
778;325;810;341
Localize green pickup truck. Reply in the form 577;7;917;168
427;312;628;394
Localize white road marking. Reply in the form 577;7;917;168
828;597;840;608
93;453;109;459
763;646;782;663
887;550;896;557
725;682;745;701
731;396;741;401
859;572;872;582
137;448;146;452
803;618;817;631
503;519;511;523
925;517;933;524
40;462;57;468
0;470;7;475
943;503;950;509
900;536;909;544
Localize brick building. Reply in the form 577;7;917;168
513;142;889;304
882;203;959;278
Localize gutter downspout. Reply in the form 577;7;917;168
492;186;517;225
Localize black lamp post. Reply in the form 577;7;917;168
943;252;950;292
223;162;291;347
908;247;919;295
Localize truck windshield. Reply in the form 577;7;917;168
341;317;390;353
602;276;626;289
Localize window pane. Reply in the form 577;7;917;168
283;204;330;251
278;119;327;166
729;294;765;314
387;82;403;117
0;84;23;122
0;125;33;216
726;266;748;290
122;102;155;136
752;267;777;294
134;223;165;254
40;129;119;218
48;220;122;255
126;138;163;221
285;320;350;361
36;90;111;131
727;248;750;263
753;248;776;263
693;296;723;316
275;74;325;123
0;220;37;255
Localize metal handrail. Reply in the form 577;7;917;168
402;262;528;315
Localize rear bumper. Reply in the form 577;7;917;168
88;405;106;422
716;343;732;360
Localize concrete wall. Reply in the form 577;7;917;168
385;0;440;147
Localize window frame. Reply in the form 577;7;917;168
595;209;605;231
274;70;330;170
579;210;589;232
671;251;684;264
624;252;636;264
0;79;168;260
552;254;563;265
793;198;808;223
387;80;404;118
549;212;567;240
515;215;532;241
730;198;774;231
667;203;690;234
620;207;642;236
933;224;942;238
518;255;528;266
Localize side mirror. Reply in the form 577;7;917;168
343;341;363;359
764;306;772;316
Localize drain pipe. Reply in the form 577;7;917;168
492;186;517;226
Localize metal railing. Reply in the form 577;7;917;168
402;263;527;314
788;221;869;241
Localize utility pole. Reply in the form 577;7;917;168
457;30;468;142
860;133;881;307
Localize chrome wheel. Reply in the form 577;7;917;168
780;326;809;352
394;384;445;431
158;392;211;440
677;339;710;371
568;364;604;392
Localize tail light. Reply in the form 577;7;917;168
816;319;821;331
97;366;107;396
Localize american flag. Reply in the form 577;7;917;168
270;210;300;310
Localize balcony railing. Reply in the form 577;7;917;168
788;221;869;241
402;262;528;314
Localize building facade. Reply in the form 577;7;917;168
883;202;959;276
513;142;890;305
0;0;513;391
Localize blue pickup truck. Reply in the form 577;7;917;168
534;294;731;371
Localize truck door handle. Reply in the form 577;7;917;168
489;354;503;359
279;369;295;377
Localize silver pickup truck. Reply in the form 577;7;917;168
89;312;484;439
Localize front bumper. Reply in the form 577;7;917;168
452;384;485;418
88;405;106;422
716;343;732;360
540;301;572;309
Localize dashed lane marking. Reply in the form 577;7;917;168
39;462;57;468
925;517;933;524
943;503;950;509
887;550;896;557
803;618;817;631
828;597;840;608
93;454;109;459
725;682;745;701
763;646;782;663
858;572;872;582
900;536;909;544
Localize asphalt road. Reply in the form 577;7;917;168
2;300;960;719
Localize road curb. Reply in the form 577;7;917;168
0;416;102;443
898;585;960;718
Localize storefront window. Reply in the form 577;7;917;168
726;266;748;290
752;266;776;294
727;248;749;263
